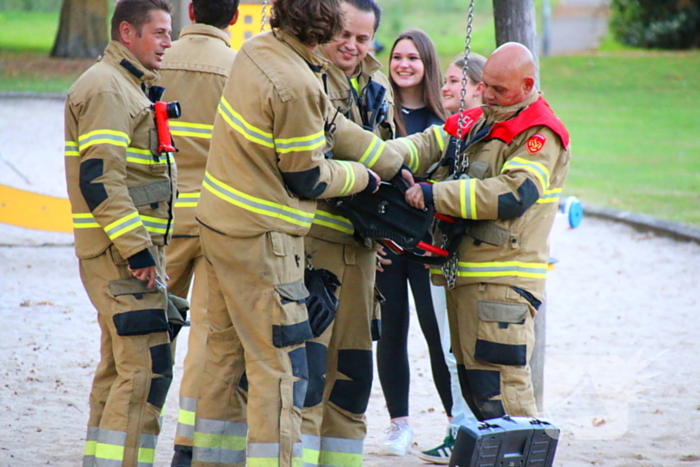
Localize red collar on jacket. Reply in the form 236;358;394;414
444;97;570;149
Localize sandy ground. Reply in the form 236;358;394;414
2;97;700;466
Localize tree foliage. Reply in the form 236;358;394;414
611;0;700;49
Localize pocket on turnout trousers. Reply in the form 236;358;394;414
474;300;529;366
273;279;313;348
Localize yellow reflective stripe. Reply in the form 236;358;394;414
126;148;173;165
65;141;79;157
179;408;195;426
104;211;143;240
459;179;477;220
84;440;97;456
312;209;354;234
358;136;385;169
336;160;356;196
433;125;447;152
457;261;548;279
142;215;169;234
537;187;562;204
248;459;289;467
398;138;419;173
303;446;320;465
502;156;550;190
429;267;442;275
78;129;130;151
321;451;363;467
218;97;274;148
170;121;213;139
138;447;155;464
193;432;247;451
95;442;124;461
202;172;314;228
175;192;200;208
275;131;326;154
72;213;100;228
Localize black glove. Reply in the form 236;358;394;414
304;267;341;337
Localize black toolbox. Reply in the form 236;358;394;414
449;416;559;467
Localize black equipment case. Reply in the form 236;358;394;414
449;416;559;467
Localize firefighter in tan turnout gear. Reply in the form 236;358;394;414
396;42;571;421
300;1;397;465
64;1;176;466
190;0;411;466
154;1;239;465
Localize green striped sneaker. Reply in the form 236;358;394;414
416;426;458;464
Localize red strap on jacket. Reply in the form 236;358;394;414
444;97;570;149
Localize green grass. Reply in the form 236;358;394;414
540;53;700;226
0;11;58;51
1;6;698;227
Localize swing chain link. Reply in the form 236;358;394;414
443;0;475;291
260;0;269;32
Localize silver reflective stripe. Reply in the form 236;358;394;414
126;148;173;165
457;262;548;279
275;132;326;154
248;442;303;462
193;417;247;464
320;436;363;455
83;426;99;467
105;212;143;240
176;395;197;440
203;172;314;228
66;141;80;157
175;192;200;208
358;136;385;168
78;130;129;150
502;157;550;189
218;97;274;148
142;216;169;234
170;122;213;139
303;434;321;467
312;209;354;234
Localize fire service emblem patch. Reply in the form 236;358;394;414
526;134;546;154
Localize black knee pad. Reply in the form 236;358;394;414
288;347;309;409
329;349;372;414
457;365;505;421
303;342;328;408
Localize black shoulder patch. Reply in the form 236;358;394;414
497;178;539;219
79;159;108;211
282;167;327;199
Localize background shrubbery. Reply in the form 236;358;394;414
611;0;700;49
0;0;60;11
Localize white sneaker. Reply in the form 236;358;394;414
381;419;414;456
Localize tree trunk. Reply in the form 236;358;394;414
492;0;545;411
50;0;108;59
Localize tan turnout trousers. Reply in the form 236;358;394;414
81;245;171;467
446;283;538;419
301;237;377;465
192;226;310;467
165;236;208;446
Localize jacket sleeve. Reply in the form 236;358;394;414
72;91;154;261
432;126;563;220
330;112;403;180
273;91;370;199
385;124;449;175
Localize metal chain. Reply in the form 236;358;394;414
260;0;269;32
443;0;475;291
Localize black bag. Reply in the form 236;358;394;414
304;267;341;338
449;416;559;467
331;176;465;265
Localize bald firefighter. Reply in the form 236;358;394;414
391;42;571;421
300;1;397;465
190;0;412;466
154;1;239;465
64;1;177;465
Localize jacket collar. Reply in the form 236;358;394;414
103;40;159;85
179;24;231;48
316;46;383;79
274;29;331;73
482;90;540;124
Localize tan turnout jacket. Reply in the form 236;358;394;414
157;24;237;237
308;48;397;244
196;30;404;238
388;93;571;301
65;41;177;261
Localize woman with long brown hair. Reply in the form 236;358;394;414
376;29;452;459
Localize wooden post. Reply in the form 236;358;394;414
492;0;545;411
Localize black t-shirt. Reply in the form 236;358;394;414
401;106;444;136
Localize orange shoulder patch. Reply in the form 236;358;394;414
526;134;547;154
